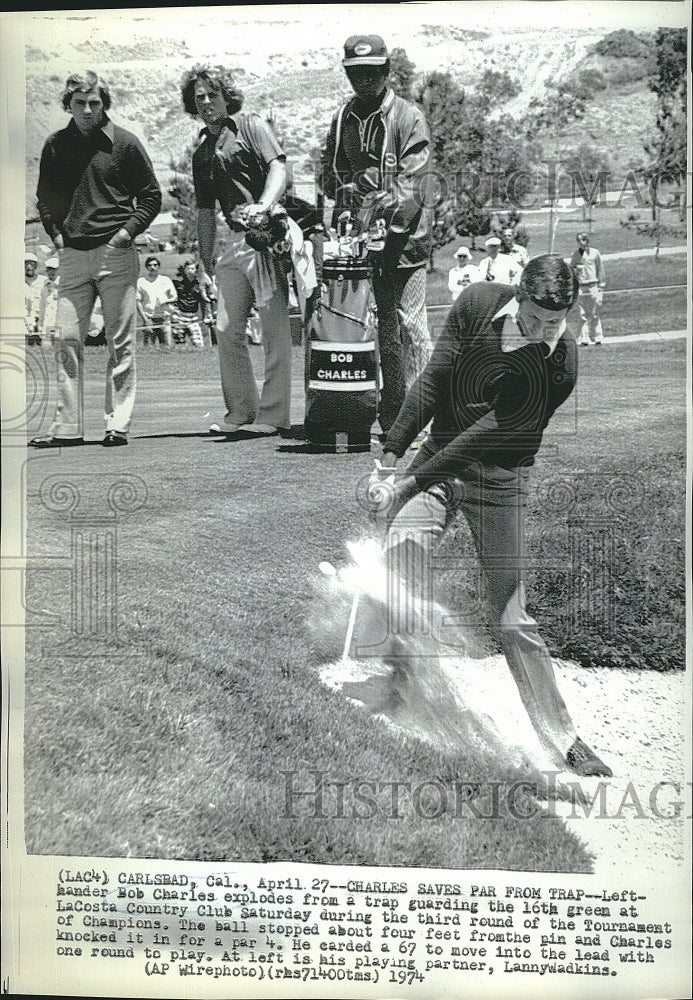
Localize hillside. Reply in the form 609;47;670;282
23;12;659;219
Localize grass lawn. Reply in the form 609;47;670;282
21;329;686;866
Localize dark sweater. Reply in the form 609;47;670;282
383;282;578;486
36;118;161;249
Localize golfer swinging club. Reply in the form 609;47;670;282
364;254;612;778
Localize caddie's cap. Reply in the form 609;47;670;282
46;257;59;268
342;34;389;67
455;246;471;258
24;252;38;263
485;237;501;247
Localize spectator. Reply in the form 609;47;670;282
30;70;161;448
137;255;177;347
181;64;292;436
364;255;612;778
448;246;481;301
24;252;46;345
172;258;210;348
478;236;523;286
320;33;433;433
570;232;606;345
38;256;60;342
500;226;529;268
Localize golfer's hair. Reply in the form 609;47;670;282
180;64;244;117
145;256;160;268
61;71;111;111
518;254;579;311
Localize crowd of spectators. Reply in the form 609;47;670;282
25;249;224;349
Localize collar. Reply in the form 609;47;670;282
69;115;114;149
199;116;236;140
348;86;394;120
493;298;564;356
101;118;114;144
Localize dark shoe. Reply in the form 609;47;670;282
565;737;613;778
102;431;128;447
29;435;84;449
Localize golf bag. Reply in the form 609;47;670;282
303;256;379;450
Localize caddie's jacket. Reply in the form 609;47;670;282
383;282;578;486
321;87;432;268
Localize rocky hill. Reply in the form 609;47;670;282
24;12;659;218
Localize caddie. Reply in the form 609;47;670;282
320;33;433;434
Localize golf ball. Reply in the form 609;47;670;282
319;561;337;577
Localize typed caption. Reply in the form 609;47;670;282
46;864;681;994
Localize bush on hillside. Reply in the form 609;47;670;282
607;61;652;87
593;29;653;59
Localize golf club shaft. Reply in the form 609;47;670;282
342;588;361;662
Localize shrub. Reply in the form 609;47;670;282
593;29;652;59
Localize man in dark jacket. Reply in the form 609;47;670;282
363;254;612;778
30;70;161;448
321;34;433;434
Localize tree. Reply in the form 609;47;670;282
168;146;198;252
561;142;612;222
476;69;521;112
626;27;688;254
480;115;542;208
620;211;686;259
414;72;540;262
389;47;417;100
416;70;468;173
646;27;687;194
593;28;652;59
454;201;492;249
523;83;588;136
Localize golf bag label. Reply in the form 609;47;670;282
304;259;379;448
308;342;377;391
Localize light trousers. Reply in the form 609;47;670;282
49;244;138;437
577;286;603;343
214;255;292;430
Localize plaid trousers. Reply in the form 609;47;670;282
373;265;431;431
